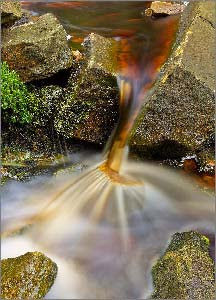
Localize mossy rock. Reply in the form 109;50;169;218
1;251;58;299
152;231;215;299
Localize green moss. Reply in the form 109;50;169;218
152;231;215;299
1;61;39;125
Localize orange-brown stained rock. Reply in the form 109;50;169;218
183;158;198;174
182;158;215;190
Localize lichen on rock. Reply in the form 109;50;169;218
152;231;215;299
1;251;58;299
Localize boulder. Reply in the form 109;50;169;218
144;1;185;17
1;0;22;25
129;1;215;160
2;13;73;82
54;60;119;145
152;231;215;299
32;85;64;126
1;251;57;299
84;32;119;76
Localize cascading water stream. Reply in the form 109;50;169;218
1;5;214;299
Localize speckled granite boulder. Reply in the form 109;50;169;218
1;0;22;25
129;1;215;159
2;13;73;82
152;231;215;299
1;251;58;299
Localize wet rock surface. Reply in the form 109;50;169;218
130;1;215;160
1;145;69;184
1;251;58;299
54;60;119;144
2;13;73;82
152;231;215;299
1;0;22;25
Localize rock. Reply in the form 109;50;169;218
1;251;58;299
12;9;32;27
2;13;73;82
52;33;120;145
54;60;119;144
144;1;185;17
1;144;68;183
32;85;64;126
130;1;215;160
1;0;22;25
152;231;215;299
194;132;215;174
1;30;119;146
72;49;83;61
84;32;119;76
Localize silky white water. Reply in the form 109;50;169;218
2;156;214;298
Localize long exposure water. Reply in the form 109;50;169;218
2;2;214;299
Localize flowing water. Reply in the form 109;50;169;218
2;2;214;299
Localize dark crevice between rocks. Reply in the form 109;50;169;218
28;67;73;88
130;140;190;161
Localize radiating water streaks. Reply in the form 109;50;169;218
116;186;130;249
89;181;112;222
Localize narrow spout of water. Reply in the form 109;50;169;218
102;14;180;179
105;79;132;173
